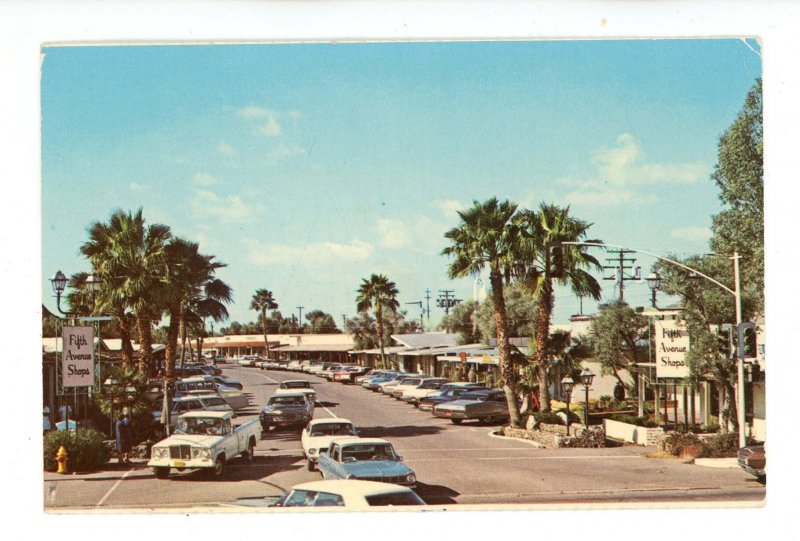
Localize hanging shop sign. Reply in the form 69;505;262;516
655;319;690;379
62;326;95;388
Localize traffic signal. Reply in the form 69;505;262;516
717;324;734;359
737;322;758;359
547;241;563;278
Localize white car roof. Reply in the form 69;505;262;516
178;410;232;419
289;479;415;497
269;391;309;398
307;418;353;427
281;379;312;385
330;437;389;447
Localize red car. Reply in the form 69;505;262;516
737;444;766;481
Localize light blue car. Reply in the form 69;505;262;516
317;438;417;487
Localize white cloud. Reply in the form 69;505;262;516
267;143;305;161
191;190;259;223
670;226;712;242
435;199;464;220
245;239;374;266
236;106;292;138
554;133;710;208
378;219;411;248
193;172;217;186
591;133;709;186
129;182;147;191
217;142;235;155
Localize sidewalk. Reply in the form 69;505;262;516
44;459;150;481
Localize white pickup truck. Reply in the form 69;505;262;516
148;410;260;479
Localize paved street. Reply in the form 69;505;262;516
44;365;765;510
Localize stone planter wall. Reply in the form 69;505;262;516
604;419;664;446
503;423;584;448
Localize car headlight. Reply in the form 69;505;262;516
406;473;416;484
192;447;211;459
272;410;284;415
152;447;168;459
308;448;317;456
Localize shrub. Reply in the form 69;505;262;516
555;408;581;425
562;427;606;448
44;428;111;472
532;411;564;426
609;414;658;428
697;432;753;458
661;431;702;456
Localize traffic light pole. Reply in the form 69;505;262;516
560;242;747;448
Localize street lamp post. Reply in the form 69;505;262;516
646;270;662;308
561;376;574;435
580;368;594;427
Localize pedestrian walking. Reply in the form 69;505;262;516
115;410;133;464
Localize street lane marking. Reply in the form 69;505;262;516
96;467;135;507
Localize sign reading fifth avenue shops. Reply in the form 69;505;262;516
63;326;94;388
655;320;690;379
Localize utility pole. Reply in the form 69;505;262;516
603;248;640;301
437;289;462;315
297;306;304;330
341;314;347;330
424;289;432;324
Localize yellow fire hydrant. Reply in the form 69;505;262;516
55;445;68;474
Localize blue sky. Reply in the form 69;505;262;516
41;39;762;330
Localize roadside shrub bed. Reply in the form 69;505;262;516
44;428;110;472
697;432;754;458
660;431;702;456
561;427;607;448
609;414;658;428
532;411;564;426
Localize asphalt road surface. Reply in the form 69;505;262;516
44;364;766;510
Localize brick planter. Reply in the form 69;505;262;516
604;419;663;446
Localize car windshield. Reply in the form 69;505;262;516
282;381;311;389
401;379;421;386
366;491;425;506
175;417;224;435
309;423;356;437
270;396;306;406
202;397;227;407
341;443;396;462
459;392;489;401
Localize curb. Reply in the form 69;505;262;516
488;429;544;448
693;457;739;468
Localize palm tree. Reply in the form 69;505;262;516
162;238;233;376
81;208;171;375
442;197;523;426
515;203;602;412
251;289;278;358
356;274;400;369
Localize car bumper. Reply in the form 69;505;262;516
148;457;214;469
432;409;467;419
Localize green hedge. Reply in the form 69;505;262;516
43;428;111;472
609;414;658;428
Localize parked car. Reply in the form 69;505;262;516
213;375;243;390
275;380;317;404
287;360;303;371
378;373;413;394
260;392;314;431
301;418;358;470
198;365;222;376
237;355;262;367
307;362;331;376
148;411;260;479
174;375;250;410
432;388;510;424
333;366;370;384
322;364;353;380
418;385;489;411
317;437;417;487
213;355;227;365
362;372;400;391
152;395;233;428
354;369;390;385
268;480;425;509
737;444;766;481
390;376;442;400
398;378;452;404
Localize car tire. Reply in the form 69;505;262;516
206;455;225;479
153;467;170;479
451;419;463;425
307;459;315;472
242;441;255;464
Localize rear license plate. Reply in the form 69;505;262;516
173;461;186;467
